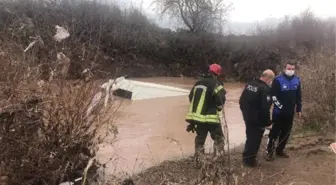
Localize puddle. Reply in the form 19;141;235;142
96;77;246;175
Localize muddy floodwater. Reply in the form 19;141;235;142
97;77;246;176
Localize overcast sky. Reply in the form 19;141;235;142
115;0;336;33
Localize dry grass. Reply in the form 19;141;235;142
296;48;335;132
0;1;120;184
0;44;119;184
132;134;335;185
0;81;118;185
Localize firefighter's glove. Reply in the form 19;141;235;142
186;124;196;133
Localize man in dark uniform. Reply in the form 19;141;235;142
185;63;227;165
239;69;275;167
266;62;302;160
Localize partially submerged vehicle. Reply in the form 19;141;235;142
108;76;190;101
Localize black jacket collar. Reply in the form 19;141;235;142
256;79;270;88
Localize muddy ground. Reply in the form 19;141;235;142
128;133;335;185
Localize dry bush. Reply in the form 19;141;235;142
297;48;335;132
0;49;118;184
0;1;120;184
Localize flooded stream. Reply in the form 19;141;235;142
97;77;246;176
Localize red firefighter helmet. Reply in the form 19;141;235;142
209;63;222;75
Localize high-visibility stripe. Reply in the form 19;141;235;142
186;113;220;123
189;88;196;113
214;85;223;94
196;86;206;115
186;113;219;120
186;84;220;124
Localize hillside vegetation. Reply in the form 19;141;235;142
1;0;334;80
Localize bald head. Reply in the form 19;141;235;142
261;69;275;79
260;69;275;86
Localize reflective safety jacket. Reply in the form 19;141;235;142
185;76;226;124
271;74;302;118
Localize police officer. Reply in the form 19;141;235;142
185;63;226;165
239;69;275;167
266;62;302;160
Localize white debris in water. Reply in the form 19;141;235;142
54;25;70;42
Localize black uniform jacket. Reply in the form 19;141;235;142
239;79;272;127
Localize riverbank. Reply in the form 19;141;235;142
127;132;335;185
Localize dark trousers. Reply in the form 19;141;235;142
243;124;265;163
195;123;224;155
267;114;294;153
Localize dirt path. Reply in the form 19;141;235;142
131;133;335;185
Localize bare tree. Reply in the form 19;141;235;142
153;0;232;33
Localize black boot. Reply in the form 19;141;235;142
243;158;258;168
276;151;290;158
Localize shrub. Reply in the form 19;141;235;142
0;44;118;184
0;47;121;185
0;1;118;184
298;48;335;132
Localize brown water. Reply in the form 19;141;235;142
96;77;246;175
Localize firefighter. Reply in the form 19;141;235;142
185;63;226;165
266;62;302;160
239;69;275;167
